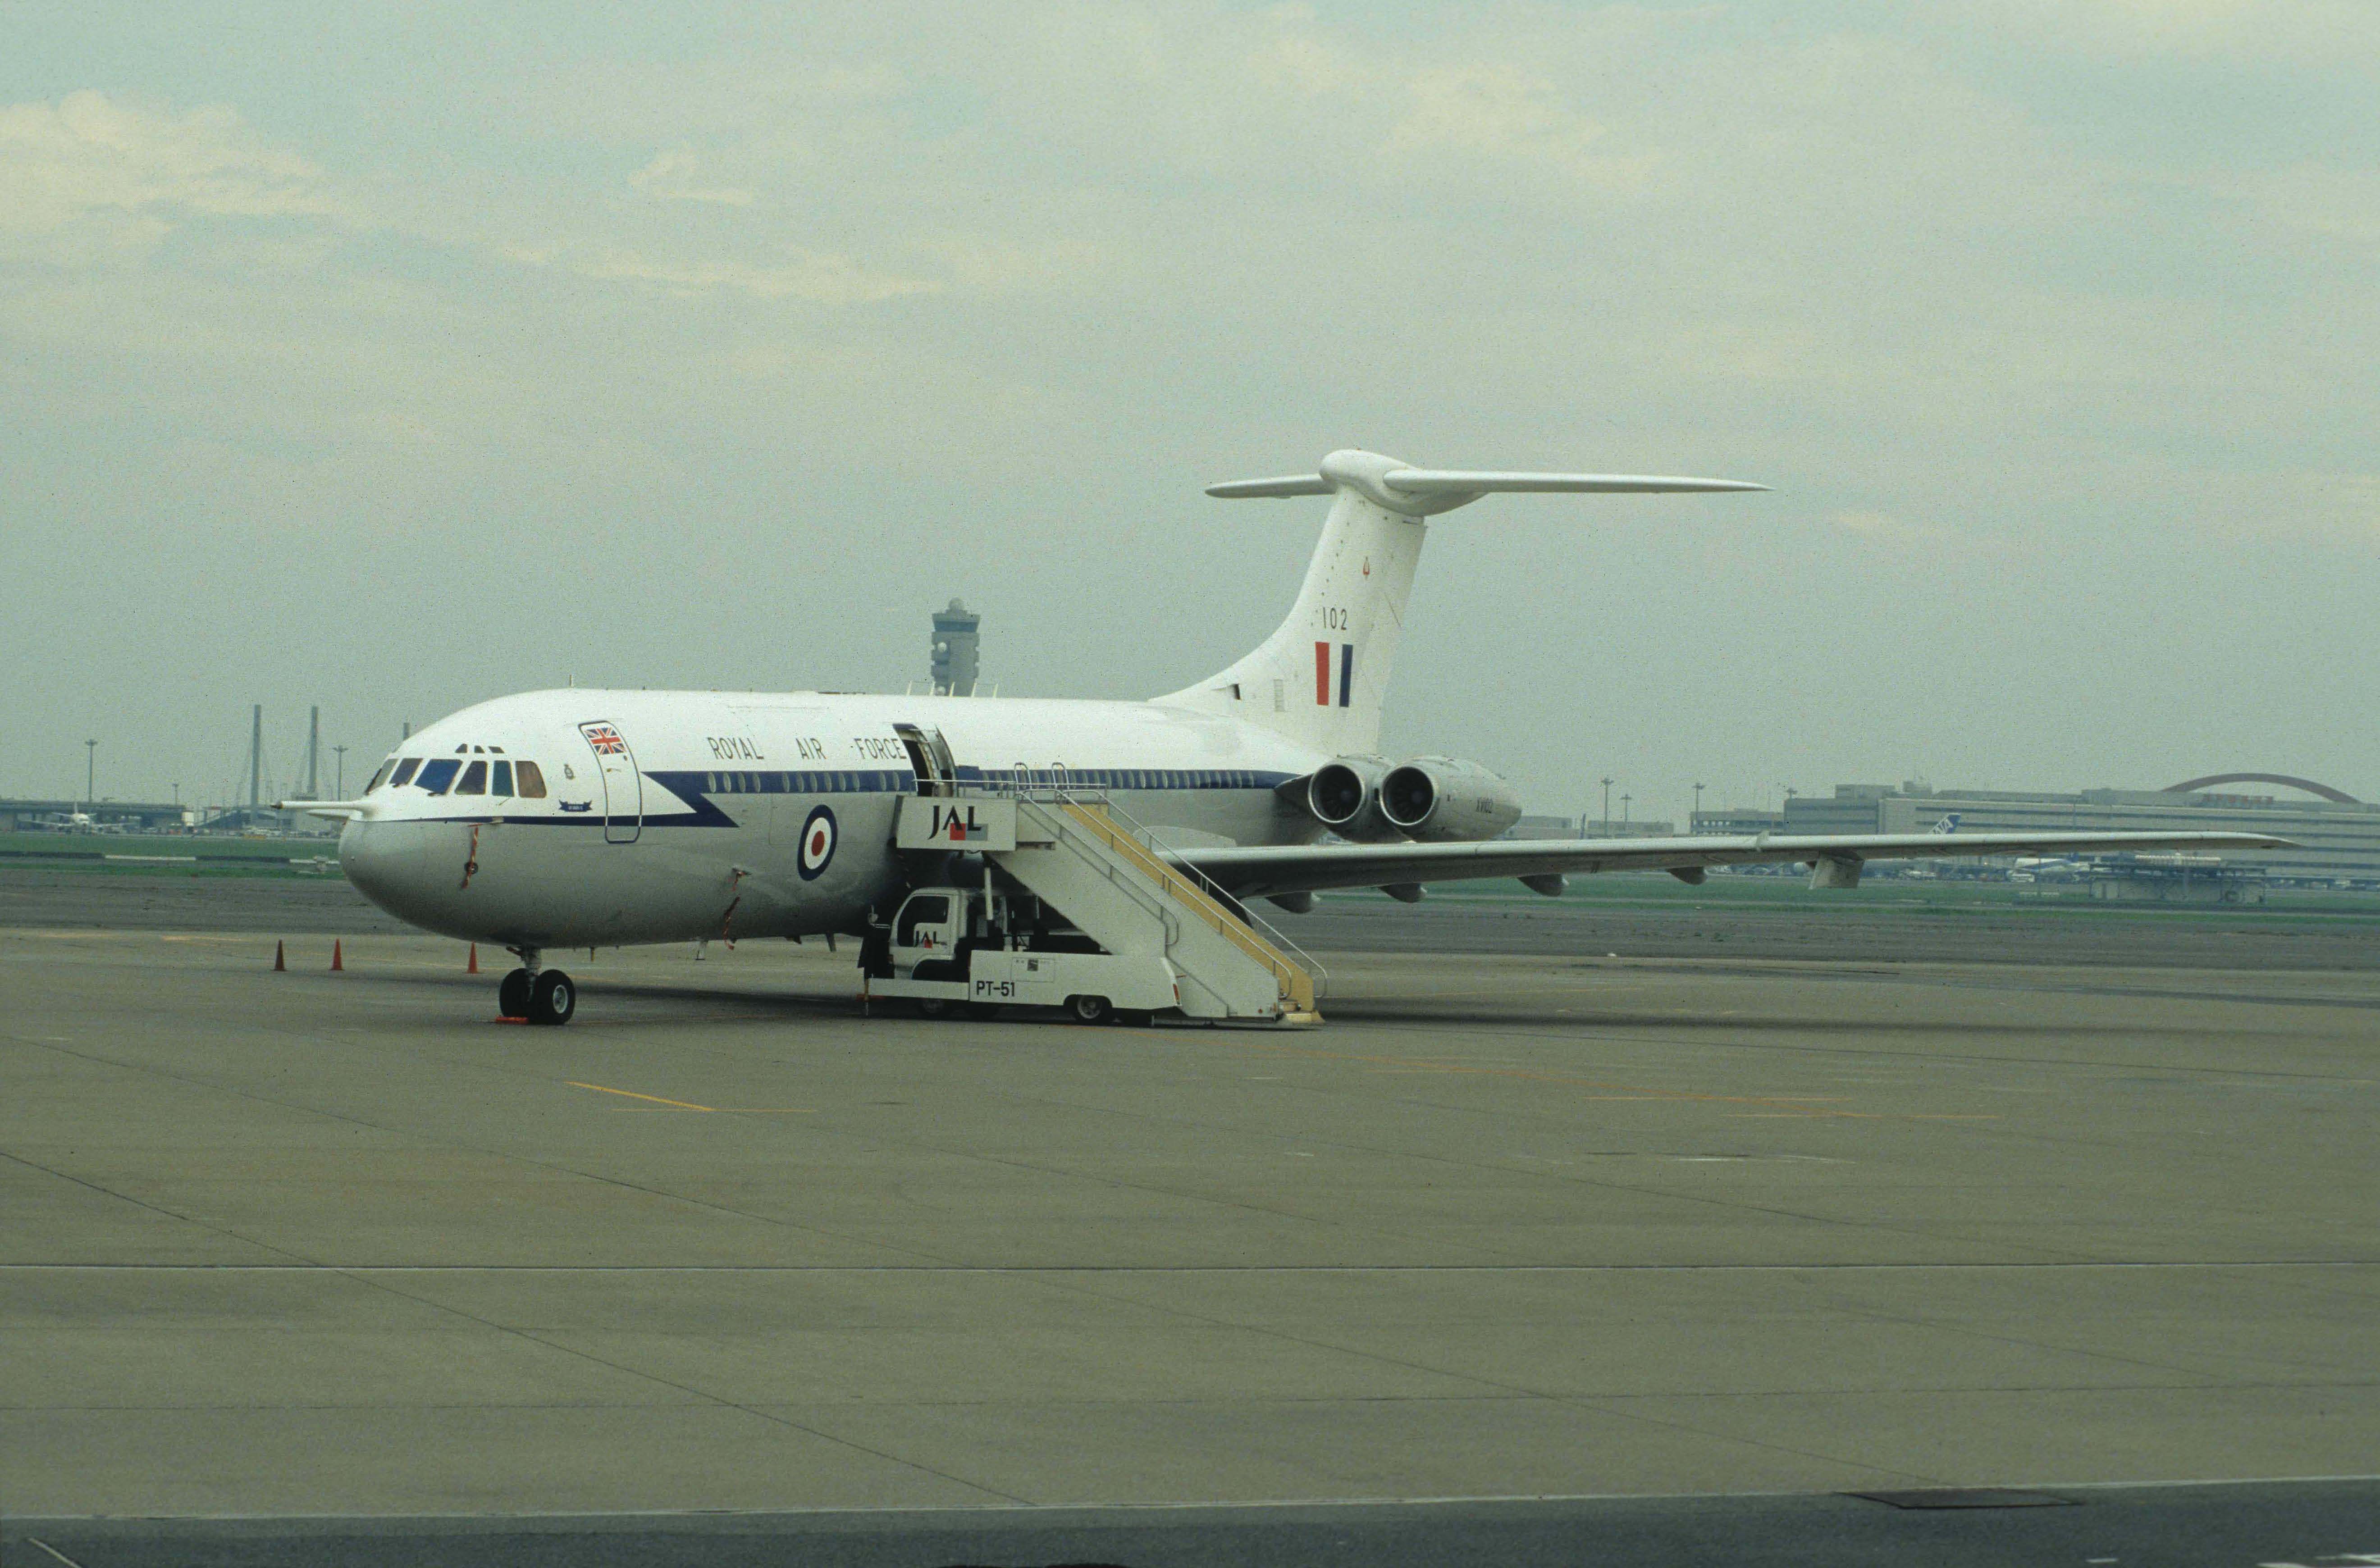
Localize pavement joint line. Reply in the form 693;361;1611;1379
9;1473;2380;1526
0;998;2327;1263
1342;1013;2380;1088
6;1261;2371;1272
301;1267;1034;1508
2;1031;950;1265
1205;1034;1978;1120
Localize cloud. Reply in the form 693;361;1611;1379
1832;509;2019;561
0;90;339;241
628;147;758;207
568;248;937;303
1971;0;2380;60
2217;163;2380;250
1385;64;1646;189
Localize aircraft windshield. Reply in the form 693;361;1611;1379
413;758;461;795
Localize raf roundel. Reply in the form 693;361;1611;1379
796;805;837;880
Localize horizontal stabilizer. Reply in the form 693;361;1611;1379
1205;450;1766;514
1205;474;1335;499
1382;469;1767;496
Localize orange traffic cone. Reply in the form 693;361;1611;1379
274;940;286;972
467;943;479;975
330;939;344;972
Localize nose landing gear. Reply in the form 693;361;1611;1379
499;948;577;1026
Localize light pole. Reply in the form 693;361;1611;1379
1693;782;1705;823
333;744;348;798
1600;776;1613;828
1622;792;1632;824
84;739;96;813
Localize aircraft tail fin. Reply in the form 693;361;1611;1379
1156;449;1763;754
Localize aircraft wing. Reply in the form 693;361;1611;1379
1168;830;2296;898
275;798;373;820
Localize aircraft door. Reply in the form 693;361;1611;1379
892;723;958;797
577;721;643;844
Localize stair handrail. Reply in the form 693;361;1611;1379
963;771;1328;1007
1044;787;1325;1010
1072;788;1326;997
997;796;1183;951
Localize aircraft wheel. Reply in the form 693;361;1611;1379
526;969;576;1027
498;968;530;1020
1066;994;1112;1025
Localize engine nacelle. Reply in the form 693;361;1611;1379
1379;757;1523;842
1305;756;1401;841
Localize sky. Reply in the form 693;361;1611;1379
3;0;2376;822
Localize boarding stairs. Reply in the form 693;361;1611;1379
896;789;1322;1023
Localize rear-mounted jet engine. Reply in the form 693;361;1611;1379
1379;757;1523;842
1305;756;1402;842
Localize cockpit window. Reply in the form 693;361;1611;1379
455;761;488;796
390;758;421;788
366;761;396;794
414;758;461;795
490;761;513;797
515;761;547;798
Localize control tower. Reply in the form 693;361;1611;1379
931;597;980;696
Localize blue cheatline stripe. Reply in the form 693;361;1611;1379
949;766;1301;793
1338;643;1353;708
404;766;1304;828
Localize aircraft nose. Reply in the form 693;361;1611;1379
339;818;432;917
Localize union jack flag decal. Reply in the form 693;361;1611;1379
581;723;627;756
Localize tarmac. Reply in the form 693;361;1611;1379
2;880;2376;1564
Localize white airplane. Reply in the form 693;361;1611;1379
285;449;2290;1025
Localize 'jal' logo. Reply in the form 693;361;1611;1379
932;804;991;842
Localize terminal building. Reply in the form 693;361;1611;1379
1754;776;2380;888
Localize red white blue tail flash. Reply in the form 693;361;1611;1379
1312;642;1352;707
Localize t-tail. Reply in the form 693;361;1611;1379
1157;448;1765;753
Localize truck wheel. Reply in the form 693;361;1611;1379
1066;994;1112;1025
916;997;951;1018
964;1001;1002;1020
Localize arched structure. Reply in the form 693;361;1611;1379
2163;773;2361;805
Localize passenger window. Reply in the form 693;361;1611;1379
455;761;488;796
366;761;395;794
414;758;460;795
896;896;950;946
391;759;421;788
491;761;513;796
515;761;546;798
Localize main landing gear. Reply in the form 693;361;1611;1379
498;948;577;1026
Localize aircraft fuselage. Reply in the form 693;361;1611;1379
340;688;1327;949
